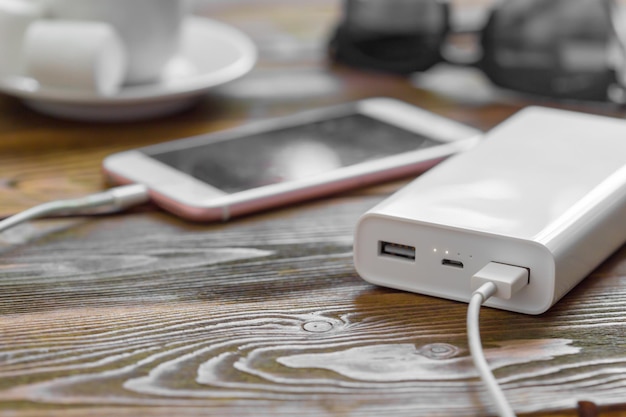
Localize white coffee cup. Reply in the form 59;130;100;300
44;0;185;85
22;20;126;95
0;0;44;76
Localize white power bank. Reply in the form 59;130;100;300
354;107;626;314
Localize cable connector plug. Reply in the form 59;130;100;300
0;184;150;234
467;262;530;417
471;262;529;300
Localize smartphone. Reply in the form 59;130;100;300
102;98;482;221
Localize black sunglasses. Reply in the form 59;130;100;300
329;0;626;103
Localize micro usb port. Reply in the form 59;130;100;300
442;259;464;269
379;241;415;261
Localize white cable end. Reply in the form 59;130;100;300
0;184;151;234
107;183;151;210
471;262;529;300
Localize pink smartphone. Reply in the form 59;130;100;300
102;98;481;222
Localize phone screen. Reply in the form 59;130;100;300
146;113;440;193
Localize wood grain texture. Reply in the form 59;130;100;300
2;1;626;416
1;195;626;416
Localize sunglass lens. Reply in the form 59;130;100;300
329;0;449;74
480;0;615;101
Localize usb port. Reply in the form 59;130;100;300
442;259;464;269
379;241;415;261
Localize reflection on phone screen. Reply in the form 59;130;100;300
147;114;439;193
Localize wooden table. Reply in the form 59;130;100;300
1;1;626;416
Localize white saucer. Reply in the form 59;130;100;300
0;17;257;122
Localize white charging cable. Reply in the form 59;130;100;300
467;262;530;417
0;184;150;234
